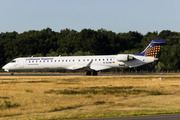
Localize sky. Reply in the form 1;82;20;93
1;0;180;35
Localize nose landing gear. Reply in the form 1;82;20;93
11;72;14;75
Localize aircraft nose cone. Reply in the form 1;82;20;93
2;65;6;69
2;64;9;72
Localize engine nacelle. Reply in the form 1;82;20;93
116;55;134;62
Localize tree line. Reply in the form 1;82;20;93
0;28;180;72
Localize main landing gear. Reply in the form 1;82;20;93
86;71;91;76
92;71;98;76
86;71;98;76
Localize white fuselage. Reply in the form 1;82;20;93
2;54;157;72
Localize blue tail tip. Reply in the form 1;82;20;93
151;39;167;44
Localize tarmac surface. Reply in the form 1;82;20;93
0;73;143;76
0;72;175;76
0;73;86;76
79;114;180;120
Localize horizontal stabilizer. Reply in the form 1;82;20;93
129;64;144;68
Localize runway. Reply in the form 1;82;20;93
80;114;180;120
0;72;172;76
0;73;141;76
0;73;86;76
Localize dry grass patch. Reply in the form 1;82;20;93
0;75;180;119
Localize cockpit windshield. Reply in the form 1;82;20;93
10;60;16;63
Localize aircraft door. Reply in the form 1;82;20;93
19;58;24;68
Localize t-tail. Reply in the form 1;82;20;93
136;39;167;57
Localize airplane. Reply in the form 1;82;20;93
2;39;167;75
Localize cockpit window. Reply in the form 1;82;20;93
10;60;16;63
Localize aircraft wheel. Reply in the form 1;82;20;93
86;71;91;76
92;71;98;76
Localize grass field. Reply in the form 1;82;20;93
0;75;180;119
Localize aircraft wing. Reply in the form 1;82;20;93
64;60;111;71
64;60;94;71
90;65;111;71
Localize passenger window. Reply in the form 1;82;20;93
66;60;67;62
29;61;31;63
107;59;108;61
62;60;64;62
51;60;52;62
40;61;41;62
99;59;101;61
110;59;112;61
95;59;97;61
103;59;104;61
55;60;56;62
69;60;71;62
58;60;60;62
32;61;34;63
83;59;85;61
87;59;89;61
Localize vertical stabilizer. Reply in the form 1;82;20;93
136;39;167;57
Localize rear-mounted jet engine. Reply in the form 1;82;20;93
116;55;134;62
